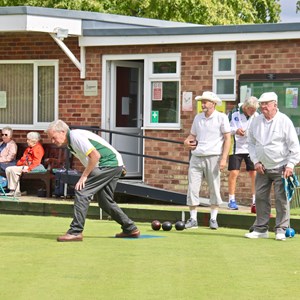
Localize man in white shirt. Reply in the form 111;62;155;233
227;97;259;210
184;91;231;230
245;92;300;241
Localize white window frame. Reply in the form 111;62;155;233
0;59;59;130
213;51;236;101
144;53;181;129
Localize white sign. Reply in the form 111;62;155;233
0;91;7;108
182;91;193;111
84;80;98;96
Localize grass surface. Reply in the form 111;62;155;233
1;214;300;300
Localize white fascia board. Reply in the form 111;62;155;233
79;31;300;47
26;15;81;35
0;15;27;31
0;14;82;35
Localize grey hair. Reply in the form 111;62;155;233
46;119;69;133
2;126;13;137
27;131;41;142
243;96;259;109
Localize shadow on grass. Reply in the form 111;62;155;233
0;232;113;241
169;228;247;239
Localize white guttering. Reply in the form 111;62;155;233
79;31;300;47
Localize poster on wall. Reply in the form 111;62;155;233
285;87;298;108
0;91;7;108
152;82;163;101
182;91;193;111
197;100;226;114
240;85;252;103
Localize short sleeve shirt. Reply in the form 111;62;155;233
67;129;124;168
190;110;230;156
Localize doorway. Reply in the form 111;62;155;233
109;61;144;178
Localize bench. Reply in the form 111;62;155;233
0;143;72;197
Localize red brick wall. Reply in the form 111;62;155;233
1;32;300;204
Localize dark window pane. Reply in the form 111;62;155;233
153;62;176;74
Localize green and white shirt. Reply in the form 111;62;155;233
67;129;124;168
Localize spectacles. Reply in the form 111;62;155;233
1;134;8;137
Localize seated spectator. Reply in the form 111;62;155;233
0;127;18;171
4;132;46;197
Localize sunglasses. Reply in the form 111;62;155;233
1;133;8;136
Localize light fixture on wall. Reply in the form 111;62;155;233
54;28;69;40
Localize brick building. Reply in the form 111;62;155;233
0;6;300;204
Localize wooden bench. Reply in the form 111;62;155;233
0;143;72;198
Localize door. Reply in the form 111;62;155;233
110;61;144;177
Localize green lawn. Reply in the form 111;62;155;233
0;214;299;300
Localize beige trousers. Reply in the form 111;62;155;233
5;166;24;193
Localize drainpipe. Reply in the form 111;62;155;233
50;33;86;79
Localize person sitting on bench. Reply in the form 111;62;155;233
4;132;46;197
0;126;18;171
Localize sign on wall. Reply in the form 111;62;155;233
182;91;193;111
84;80;98;96
0;91;7;108
152;82;163;101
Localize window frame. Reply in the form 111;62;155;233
0;59;59;130
144;53;181;129
213;51;236;101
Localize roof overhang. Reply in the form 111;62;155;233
79;31;300;46
80;23;300;46
1;6;300;48
0;11;81;36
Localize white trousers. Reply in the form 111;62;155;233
187;155;223;206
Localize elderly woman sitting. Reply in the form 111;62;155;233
0;126;18;171
5;132;46;197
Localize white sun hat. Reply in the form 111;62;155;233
258;92;278;103
195;91;222;105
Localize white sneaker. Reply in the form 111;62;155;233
245;231;269;239
275;233;286;241
185;218;198;229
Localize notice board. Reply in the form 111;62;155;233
239;73;300;138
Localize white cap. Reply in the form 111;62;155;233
195;91;222;105
258;92;278;103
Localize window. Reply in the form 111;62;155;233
144;54;181;129
0;60;58;129
213;51;236;100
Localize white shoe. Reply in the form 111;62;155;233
275;233;286;241
245;231;269;239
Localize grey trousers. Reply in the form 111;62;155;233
67;166;137;234
253;166;288;234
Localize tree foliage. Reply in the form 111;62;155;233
0;0;286;25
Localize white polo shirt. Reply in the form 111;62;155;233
190;110;230;156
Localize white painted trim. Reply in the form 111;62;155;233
0;59;59;130
0;14;81;35
80;46;86;79
213;51;236;100
79;31;300;47
50;33;82;72
102;53;182;131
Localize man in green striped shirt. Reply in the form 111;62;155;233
46;120;140;242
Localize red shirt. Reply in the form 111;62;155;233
16;142;45;171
